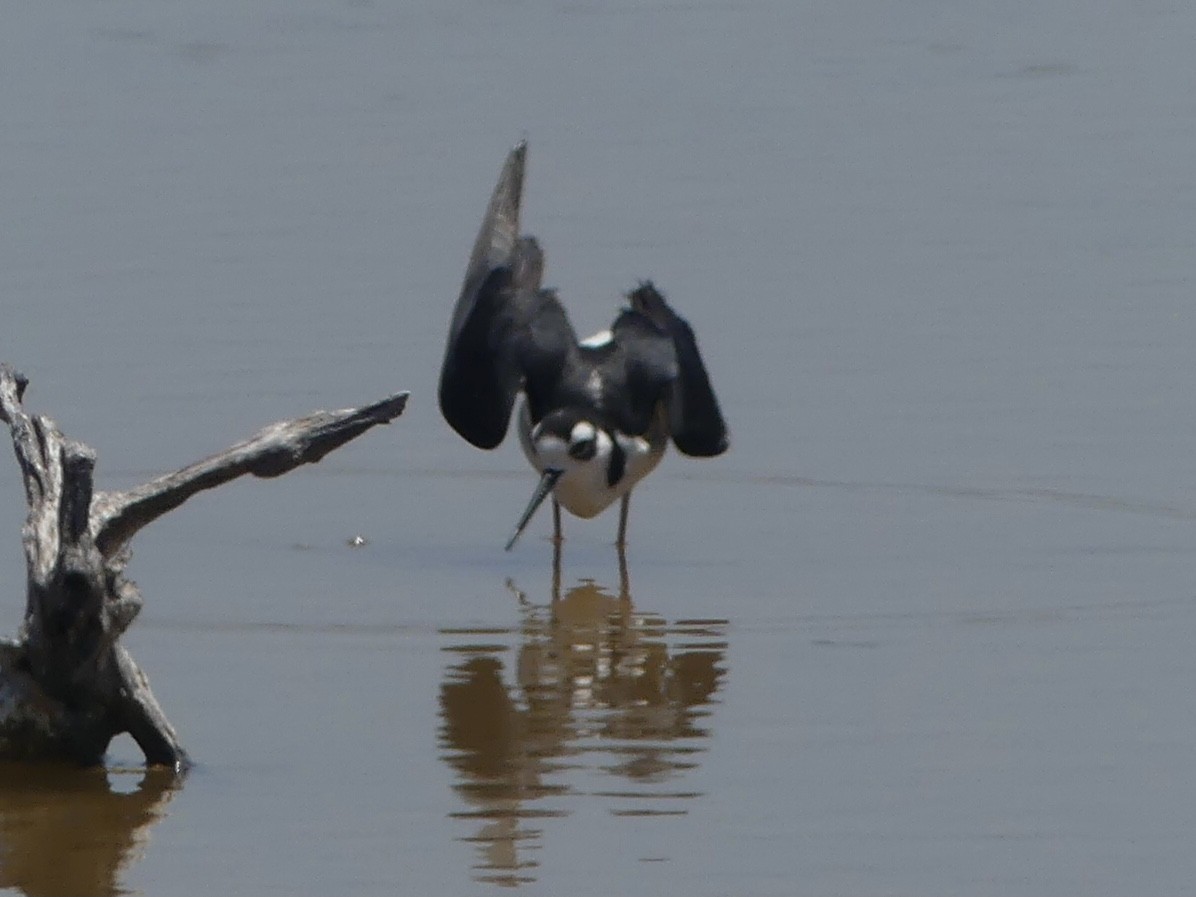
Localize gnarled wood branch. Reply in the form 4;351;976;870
91;391;408;558
0;363;408;768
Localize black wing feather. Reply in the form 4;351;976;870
447;141;526;347
441;141;568;449
626;282;729;457
439;267;521;448
440;236;576;448
609;310;677;435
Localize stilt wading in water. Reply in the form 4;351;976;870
439;142;729;560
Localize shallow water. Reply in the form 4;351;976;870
3;0;1196;894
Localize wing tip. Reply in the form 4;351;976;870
676;427;730;458
627;280;678;334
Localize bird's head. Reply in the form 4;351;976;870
505;409;616;550
531;412;613;471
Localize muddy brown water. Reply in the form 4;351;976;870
3;1;1196;894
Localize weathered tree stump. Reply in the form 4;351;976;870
0;363;408;768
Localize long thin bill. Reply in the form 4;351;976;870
505;469;562;551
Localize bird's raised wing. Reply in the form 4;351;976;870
618;282;729;457
439;142;577;449
448;141;526;348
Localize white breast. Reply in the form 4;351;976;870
516;401;669;519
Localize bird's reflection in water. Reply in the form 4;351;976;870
438;568;728;886
0;762;183;897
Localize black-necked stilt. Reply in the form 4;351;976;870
439;141;729;552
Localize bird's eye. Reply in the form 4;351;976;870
568;436;597;461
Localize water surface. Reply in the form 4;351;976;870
3;0;1196;894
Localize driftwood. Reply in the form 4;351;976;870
0;363;408;768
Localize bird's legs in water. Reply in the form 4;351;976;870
616;493;631;594
616;493;630;550
617;539;630;597
551;540;562;600
551;499;563;599
546;495;629;599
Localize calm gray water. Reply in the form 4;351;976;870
3;0;1196;894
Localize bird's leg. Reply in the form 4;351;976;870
617;539;630;599
551;537;563;602
616;493;630;549
551;497;563;601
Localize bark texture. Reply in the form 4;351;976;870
0;363;407;767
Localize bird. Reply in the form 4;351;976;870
438;141;729;553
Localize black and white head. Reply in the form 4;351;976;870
505;408;628;550
529;405;622;498
532;409;608;469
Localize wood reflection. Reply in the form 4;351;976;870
0;764;182;897
438;577;727;884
